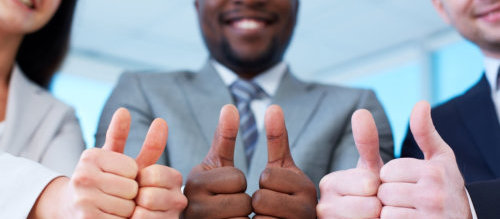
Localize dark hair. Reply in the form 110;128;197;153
16;0;77;88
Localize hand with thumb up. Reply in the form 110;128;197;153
29;108;187;219
316;109;384;219
183;105;253;219
377;101;471;218
317;101;473;219
252;105;317;219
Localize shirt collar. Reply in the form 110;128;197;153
484;56;500;91
211;59;287;97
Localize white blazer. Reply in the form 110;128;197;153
0;65;85;176
0;151;60;218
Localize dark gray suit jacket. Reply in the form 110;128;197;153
96;62;394;194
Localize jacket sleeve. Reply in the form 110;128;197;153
0;151;61;218
466;179;500;218
40;107;86;176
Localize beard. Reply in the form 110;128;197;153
219;36;283;74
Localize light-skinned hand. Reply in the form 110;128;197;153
29;108;187;219
317;109;383;219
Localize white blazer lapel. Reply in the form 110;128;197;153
1;66;53;157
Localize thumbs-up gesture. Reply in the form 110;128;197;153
183;105;252;218
316;109;384;219
252;105;317;219
47;108;187;218
377;101;471;218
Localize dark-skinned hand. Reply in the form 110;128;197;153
183;105;252;219
252;105;318;219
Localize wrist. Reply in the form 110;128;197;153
28;176;70;219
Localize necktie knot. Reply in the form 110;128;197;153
230;79;263;103
229;79;262;164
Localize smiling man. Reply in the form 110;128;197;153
96;0;393;217
402;0;500;184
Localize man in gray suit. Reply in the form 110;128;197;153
96;0;393;217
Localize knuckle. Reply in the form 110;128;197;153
72;171;94;188
425;165;445;183
138;190;155;208
251;190;266;211
316;203;328;218
173;194;188;210
365;198;382;217
80;149;99;164
421;189;445;211
361;174;379;195
170;168;184;186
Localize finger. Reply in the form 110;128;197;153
204;104;239;167
97;171;139;200
252;189;317;219
317;196;381;219
319;168;380;196
352;109;383;172
259;167;315;195
136;187;187;211
136;118;168;170
184;193;252;218
137;164;183;189
380;206;417;219
410;101;452;160
184;167;247;194
78;148;138;179
102;108;131;153
380;158;427;183
265;105;295;168
378;182;416;208
91;189;136;218
131;206;181;219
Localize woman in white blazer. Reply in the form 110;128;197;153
0;0;84;176
0;0;85;216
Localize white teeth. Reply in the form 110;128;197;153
19;0;33;8
234;19;264;30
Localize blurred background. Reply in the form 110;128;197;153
52;0;484;157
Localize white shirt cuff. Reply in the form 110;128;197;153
465;188;478;219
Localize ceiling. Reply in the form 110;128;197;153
68;0;453;81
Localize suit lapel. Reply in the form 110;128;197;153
178;62;248;172
1;68;53;156
457;74;500;177
247;71;325;192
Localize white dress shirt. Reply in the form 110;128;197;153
211;60;287;131
484;57;500;123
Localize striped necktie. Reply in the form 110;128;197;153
230;79;263;163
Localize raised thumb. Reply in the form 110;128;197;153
102;108;131;153
410;101;452;160
135;118;168;169
203;104;239;167
352;109;383;172
265;105;295;169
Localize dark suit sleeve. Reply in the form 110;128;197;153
401;126;424;159
466;180;500;218
95;73;157;161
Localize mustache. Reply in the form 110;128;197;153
218;8;279;23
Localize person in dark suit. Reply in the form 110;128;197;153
402;75;500;183
401;0;500;184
